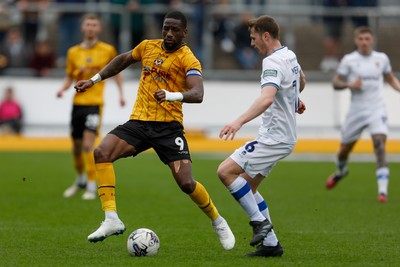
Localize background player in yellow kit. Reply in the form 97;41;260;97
74;10;235;250
56;13;126;200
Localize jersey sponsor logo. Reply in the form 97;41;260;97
143;66;171;83
263;69;277;78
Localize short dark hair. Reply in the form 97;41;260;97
164;11;187;29
354;26;373;37
248;15;280;39
81;13;100;23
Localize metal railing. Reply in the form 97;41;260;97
2;2;400;79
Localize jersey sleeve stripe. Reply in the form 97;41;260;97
261;82;280;90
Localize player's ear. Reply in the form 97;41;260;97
183;28;188;38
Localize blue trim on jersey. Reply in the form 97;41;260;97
257;200;268;211
232;182;251;200
271;46;286;55
261;82;280;90
186;69;202;77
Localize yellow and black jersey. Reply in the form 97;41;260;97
66;41;117;106
130;39;202;125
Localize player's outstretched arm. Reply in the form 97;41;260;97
220;86;276;141
75;50;136;93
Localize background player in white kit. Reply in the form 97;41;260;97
217;15;306;257
326;26;400;203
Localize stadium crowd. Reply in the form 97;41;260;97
0;0;393;76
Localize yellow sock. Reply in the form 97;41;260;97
95;163;117;212
83;151;96;182
189;182;219;221
73;153;85;174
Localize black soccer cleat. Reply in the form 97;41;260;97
249;219;273;247
246;242;284;257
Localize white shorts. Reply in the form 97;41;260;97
341;111;388;144
230;140;294;178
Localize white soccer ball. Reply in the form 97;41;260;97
127;228;160;257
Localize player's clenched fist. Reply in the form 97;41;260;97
74;80;93;93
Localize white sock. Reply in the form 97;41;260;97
336;159;348;175
227;176;265;222
76;173;87;186
376;167;389;195
254;191;278;247
105;211;119;221
86;181;97;192
211;215;224;226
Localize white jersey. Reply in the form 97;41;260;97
257;46;301;145
337;50;391;113
337;50;391;143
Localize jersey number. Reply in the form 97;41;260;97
175;137;184;151
245;141;258;153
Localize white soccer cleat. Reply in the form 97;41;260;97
213;218;235;250
63;183;85;198
88;219;126;243
82;190;96;200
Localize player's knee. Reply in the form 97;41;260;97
217;165;230;185
179;179;196;194
93;146;111;163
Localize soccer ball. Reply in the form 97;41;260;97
127;228;160;257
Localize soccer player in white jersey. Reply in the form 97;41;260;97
217;15;306;257
326;26;400;203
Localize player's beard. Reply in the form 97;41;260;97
163;39;178;52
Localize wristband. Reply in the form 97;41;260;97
163;89;183;102
90;73;102;84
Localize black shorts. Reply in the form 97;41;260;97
110;120;191;164
71;105;101;139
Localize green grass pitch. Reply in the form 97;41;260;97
1;151;399;267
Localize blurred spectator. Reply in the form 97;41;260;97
232;12;259;69
187;0;208;63
320;0;378;72
0;86;23;135
154;0;181;29
29;39;56;76
0;26;32;68
0;1;12;44
110;0;153;53
55;0;86;67
211;0;234;53
16;0;49;47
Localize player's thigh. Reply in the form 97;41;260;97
152;122;192;164
95;133;136;162
230;140;294;179
341;114;366;144
369;114;388;136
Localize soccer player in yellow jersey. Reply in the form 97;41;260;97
74;11;235;250
56;13;126;200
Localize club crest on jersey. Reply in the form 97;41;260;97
154;58;163;66
86;57;93;63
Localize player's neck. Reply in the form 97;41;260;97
81;38;99;49
267;40;283;56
